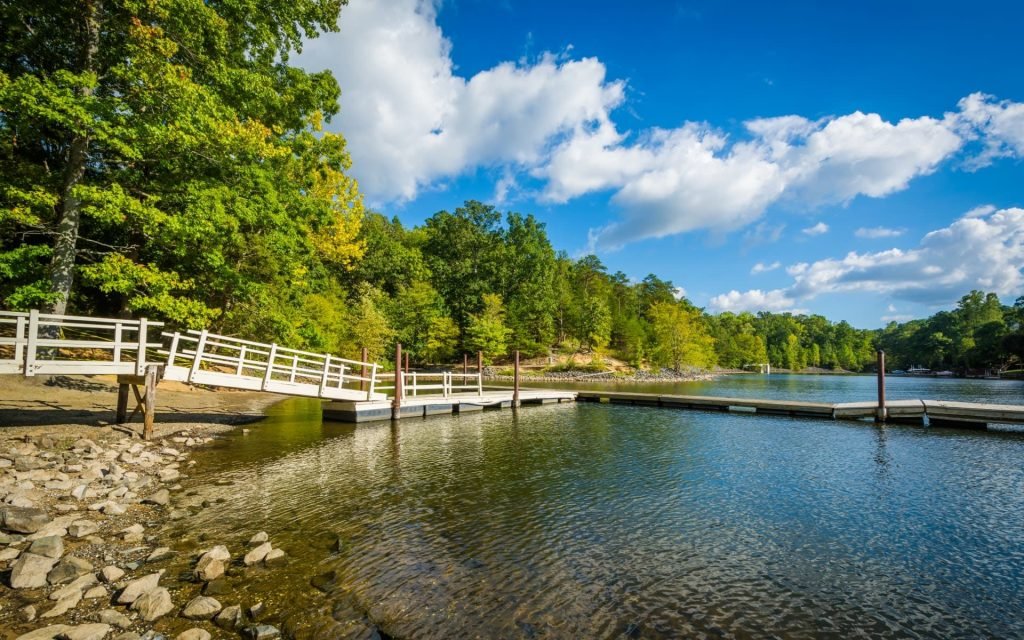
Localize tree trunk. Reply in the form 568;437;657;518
46;0;100;317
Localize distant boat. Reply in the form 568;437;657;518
935;370;954;377
890;369;907;376
906;366;932;376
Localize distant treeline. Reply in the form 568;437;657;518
2;2;1022;373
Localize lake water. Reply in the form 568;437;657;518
174;375;1024;639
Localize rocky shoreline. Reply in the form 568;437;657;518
0;426;298;640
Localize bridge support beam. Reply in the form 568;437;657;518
115;364;160;440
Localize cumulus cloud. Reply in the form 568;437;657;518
751;261;782;274
297;0;623;202
856;226;906;239
299;3;1024;249
711;206;1024;310
708;289;801;313
802;222;829;236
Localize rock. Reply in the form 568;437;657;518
213;604;243;630
130;587;173;621
60;624;111;640
142;490;169;507
50;574;98;600
0;546;21;561
20;604;37;622
100;566;124;583
1;506;51;533
96;610;131;628
84;585;108;599
264;548;286;565
174;631;210;640
47;556;93;585
193;555;225;582
310;570;336;593
100;502;126;516
71;485;89;501
248;532;268;546
243;542;271;566
41;589;83;618
146;547;173;563
202;577;228;595
248;602;264;619
243;625;280;640
10;552;59;588
117;571;163;604
14;625;72;640
111;635;140;640
68;520;100;538
157;469;179;482
29;536;64;559
181;596;222;619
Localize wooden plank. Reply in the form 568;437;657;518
24;309;39;377
143;365;157;440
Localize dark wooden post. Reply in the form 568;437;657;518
513;350;521;408
876;350;886;423
143;365;157;440
392;343;402;420
360;347;368;392
477;351;483;375
463;353;468;375
404;352;410;375
116;383;130;424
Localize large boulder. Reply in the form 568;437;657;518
29;535;64;559
117;571;163;604
243;543;272;566
1;506;51;534
181;596;222;619
60;625;111;640
10;552;59;589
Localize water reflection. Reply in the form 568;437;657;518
173;387;1024;639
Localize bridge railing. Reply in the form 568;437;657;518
162;330;382;401
376;370;484;399
0;310;163;376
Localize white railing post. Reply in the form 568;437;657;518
338;363;345;389
136;317;148;376
188;329;208;383
368;363;378;400
289;354;298;383
14;315;26;373
113;322;123;366
262;343;277;391
319;355;331;396
236;345;247;376
166;332;180;367
25;309;39;377
477;370;483;397
412;371;417;397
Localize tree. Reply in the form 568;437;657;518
346;286;393;364
466;293;512;363
0;0;363;347
648;301;715;371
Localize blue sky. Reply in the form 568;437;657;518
298;0;1024;328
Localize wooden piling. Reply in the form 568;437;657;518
405;352;410;375
116;383;129;424
876;350;887;423
360;347;368;392
392;343;403;420
463;353;468;375
513;350;521;408
143;364;157;440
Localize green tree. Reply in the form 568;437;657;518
466;293;512;363
648;301;715;370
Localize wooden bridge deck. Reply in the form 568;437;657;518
324;389;576;422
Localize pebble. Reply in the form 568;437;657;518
181;595;222;619
96;609;131;629
117;571;163;604
248;531;268;545
61;624;112;640
131;586;174;621
100;565;124;583
243;542;272;566
174;631;210;640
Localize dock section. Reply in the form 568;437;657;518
324;389;576;423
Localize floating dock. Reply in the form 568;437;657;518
324;389;576;423
574;391;1024;429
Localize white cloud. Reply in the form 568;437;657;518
708;288;801;313
297;0;624;202
881;314;915;323
802;222;829;236
962;204;996;219
298;4;1024;249
958;93;1024;168
673;287;687;299
856;226;906;239
887;304;897;312
751;261;782;274
713;207;1024;308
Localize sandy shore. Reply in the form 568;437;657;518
0;376;281;440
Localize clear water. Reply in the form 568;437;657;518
171;376;1024;639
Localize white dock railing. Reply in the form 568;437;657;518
162;330;384;402
375;370;484;399
0;310;163;376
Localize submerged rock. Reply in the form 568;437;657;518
181;595;222;619
243;542;271;566
214;605;243;630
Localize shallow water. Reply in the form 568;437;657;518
177;376;1024;639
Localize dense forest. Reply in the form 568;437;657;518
2;1;1023;374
